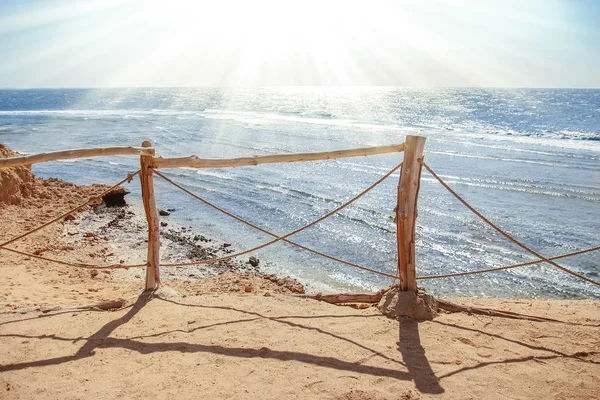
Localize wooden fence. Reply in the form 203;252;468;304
0;136;427;292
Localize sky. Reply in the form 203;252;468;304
0;0;599;88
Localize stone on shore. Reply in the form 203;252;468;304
377;287;438;321
102;187;130;207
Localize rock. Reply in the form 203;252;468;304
377;287;437;321
223;243;232;248
84;232;95;238
64;214;76;221
0;144;35;205
167;208;176;212
248;256;260;267
90;269;99;278
161;222;168;227
264;292;272;297
264;274;305;294
159;209;170;216
102;187;130;207
244;285;253;293
154;286;183;299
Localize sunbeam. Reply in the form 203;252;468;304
1;0;598;87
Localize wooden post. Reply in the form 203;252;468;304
140;140;160;290
396;135;426;292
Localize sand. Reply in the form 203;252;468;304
1;159;599;399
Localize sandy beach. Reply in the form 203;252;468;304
1;147;599;399
2;0;600;397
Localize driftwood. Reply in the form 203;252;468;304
297;292;563;323
437;299;562;322
296;291;385;304
38;299;127;314
153;143;405;169
0;146;155;169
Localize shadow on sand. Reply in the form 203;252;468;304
0;294;448;394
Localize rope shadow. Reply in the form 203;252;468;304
0;295;413;382
429;320;599;380
153;297;404;367
432;320;600;364
0;291;151;372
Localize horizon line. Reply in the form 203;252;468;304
1;85;599;90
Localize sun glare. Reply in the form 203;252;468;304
128;0;401;86
0;0;585;87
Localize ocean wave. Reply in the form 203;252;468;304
201;109;409;131
195;169;236;181
429;150;599;170
0;109;200;118
421;176;600;202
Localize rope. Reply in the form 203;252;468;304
2;246;147;269
0;170;141;249
417;245;600;280
420;161;600;287
154;165;402;280
0;170;147;270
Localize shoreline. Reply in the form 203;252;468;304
0;146;308;312
0;141;597;305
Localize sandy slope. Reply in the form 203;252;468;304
0;155;599;399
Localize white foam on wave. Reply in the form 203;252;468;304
201;109;413;132
420;175;600;201
195;169;236;181
435;130;600;153
56;158;80;163
430;150;575;168
0;109;200;118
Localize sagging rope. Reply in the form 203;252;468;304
418;245;600;280
419;160;600;287
3;247;147;270
0;170;147;270
0;171;140;249
154;165;402;280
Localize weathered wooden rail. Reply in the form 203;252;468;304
0;137;426;292
0;146;155;168
152;143;406;169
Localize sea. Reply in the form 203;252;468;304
0;87;598;299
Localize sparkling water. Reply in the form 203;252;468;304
1;87;598;298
